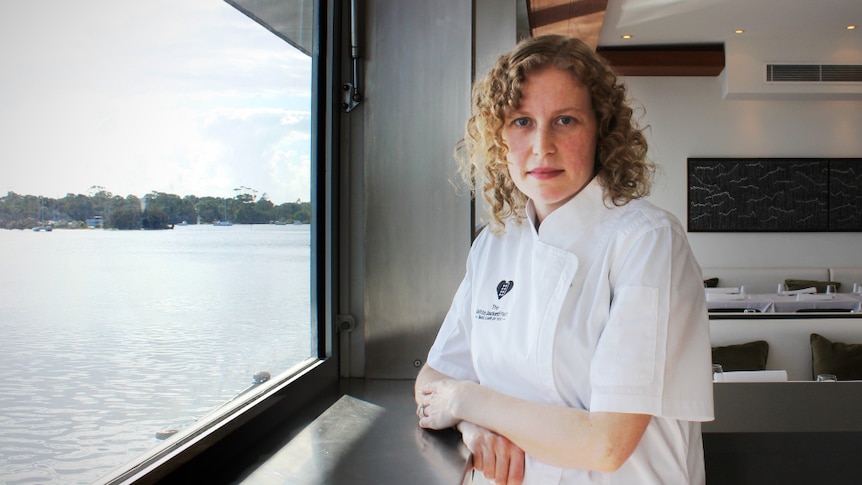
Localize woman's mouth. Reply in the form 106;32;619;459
528;167;563;180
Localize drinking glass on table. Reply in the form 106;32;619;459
776;283;786;294
852;283;861;295
825;284;837;295
739;286;747;299
712;364;723;382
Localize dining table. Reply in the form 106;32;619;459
705;289;862;313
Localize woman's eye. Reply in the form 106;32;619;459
512;118;530;127
558;116;575;125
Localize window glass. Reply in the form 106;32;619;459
0;1;313;483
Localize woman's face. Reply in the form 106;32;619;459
501;66;597;222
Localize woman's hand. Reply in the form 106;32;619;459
416;378;463;430
459;421;525;485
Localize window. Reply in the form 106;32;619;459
0;1;332;483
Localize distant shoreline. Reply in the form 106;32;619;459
1;190;310;230
3;221;308;231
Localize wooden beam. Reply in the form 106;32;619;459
597;44;725;76
527;0;607;49
528;0;608;28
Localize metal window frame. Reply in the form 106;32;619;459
98;1;341;482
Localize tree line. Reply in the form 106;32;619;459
0;188;311;230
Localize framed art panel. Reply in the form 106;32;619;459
688;158;862;232
829;159;862;231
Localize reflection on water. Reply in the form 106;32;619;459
0;224;311;484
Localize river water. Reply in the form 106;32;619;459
0;224;311;484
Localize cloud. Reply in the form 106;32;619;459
0;0;312;205
184;107;312;202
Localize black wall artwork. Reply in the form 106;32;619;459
687;158;862;232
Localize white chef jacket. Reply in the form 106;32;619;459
427;177;714;484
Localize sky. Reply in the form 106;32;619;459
0;0;311;205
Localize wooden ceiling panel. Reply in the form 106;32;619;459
531;11;606;49
527;0;607;49
526;0;726;75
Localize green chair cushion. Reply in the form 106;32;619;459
712;340;769;371
810;333;862;381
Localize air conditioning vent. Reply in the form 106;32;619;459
822;64;862;82
766;64;862;82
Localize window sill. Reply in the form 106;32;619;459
235;378;471;484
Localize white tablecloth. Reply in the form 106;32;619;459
706;292;862;314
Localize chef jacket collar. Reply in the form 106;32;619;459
525;176;609;249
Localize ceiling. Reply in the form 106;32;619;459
524;0;862;76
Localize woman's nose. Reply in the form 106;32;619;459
531;127;555;156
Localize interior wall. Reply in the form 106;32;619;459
348;0;473;378
624;74;862;269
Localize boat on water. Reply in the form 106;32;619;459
214;200;232;226
33;197;53;231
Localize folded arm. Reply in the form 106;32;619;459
414;364;460;427
416;365;526;484
417;371;651;472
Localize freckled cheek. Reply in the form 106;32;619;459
561;138;596;162
502;135;529;161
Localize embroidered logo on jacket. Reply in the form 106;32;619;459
474;281;514;322
496;280;514;299
475;303;508;322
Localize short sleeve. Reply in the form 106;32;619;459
590;224;714;421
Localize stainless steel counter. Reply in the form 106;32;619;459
235;379;471;485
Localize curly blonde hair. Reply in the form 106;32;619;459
457;34;654;232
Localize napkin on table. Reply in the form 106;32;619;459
706;293;746;301
795;293;834;301
714;370;788;383
705;287;740;294
787;287;817;295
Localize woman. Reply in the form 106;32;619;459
415;35;713;484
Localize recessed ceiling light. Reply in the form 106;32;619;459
848;25;857;30
734;29;745;34
621;34;633;39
